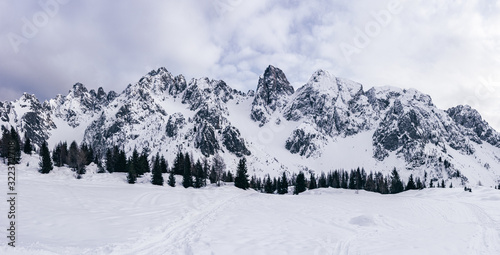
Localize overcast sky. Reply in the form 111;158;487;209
1;0;499;130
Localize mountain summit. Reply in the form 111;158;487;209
1;66;499;186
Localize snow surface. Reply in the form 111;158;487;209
1;155;500;255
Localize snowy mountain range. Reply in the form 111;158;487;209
1;65;499;186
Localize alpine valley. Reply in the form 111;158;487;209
1;65;500;187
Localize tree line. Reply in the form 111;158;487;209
2;125;499;192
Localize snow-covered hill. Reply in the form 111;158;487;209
1;155;500;254
1;65;500;186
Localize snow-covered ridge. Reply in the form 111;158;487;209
0;66;499;187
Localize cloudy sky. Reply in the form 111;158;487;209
1;0;499;129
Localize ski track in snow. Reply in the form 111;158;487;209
114;192;249;255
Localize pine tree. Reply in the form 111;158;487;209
406;174;416;190
115;149;127;172
390;168;404;194
429;179;434;188
209;165;217;184
294;171;307;195
173;152;185;175
160;155;168;173
318;172;327;188
0;127;10;159
68;141;79;169
234;158;250;190
278;171;288;194
105;148;114;173
127;160;137;184
138;149;150;175
309;173;317;190
39;141;53;174
264;175;274;194
9;126;21;164
131;148;140;175
52;143;62;167
23;133;32;154
151;153;164;186
441;180;446;188
193;160;203;188
168;171;176;187
182;154;193;188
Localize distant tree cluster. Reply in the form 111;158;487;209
51;141;97;177
169;151;209;188
248;167;425;195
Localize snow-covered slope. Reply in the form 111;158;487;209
1;66;500;186
1;156;500;254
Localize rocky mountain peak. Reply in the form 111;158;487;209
251;65;295;126
70;83;88;97
447;105;500;147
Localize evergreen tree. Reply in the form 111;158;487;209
365;172;376;192
406;174;416;190
416;177;423;190
80;143;89;165
160;155;168;173
250;175;258;191
86;145;94;165
151;153;164;186
9;126;21;164
209;165;217;184
234;158;250;190
131;148;140;175
60;142;68;166
168;171;176;187
278;171;288;194
294;171;307;195
193;160;204;188
23;133;32;154
68;141;79;169
318;172;327;188
309;173;317;190
105;148;114;173
127;160;137;184
182;154;193;188
429;179;434;188
173;152;185;175
52;143;63;167
390;168;404;194
441;180;445;188
264;175;274;194
138;148;150;174
0;127;10;159
115;149;127;172
39;141;53;174
75;148;87;177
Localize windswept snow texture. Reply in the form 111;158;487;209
1;156;500;255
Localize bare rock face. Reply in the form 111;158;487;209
251;65;294;126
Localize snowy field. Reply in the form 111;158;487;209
1;156;500;255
